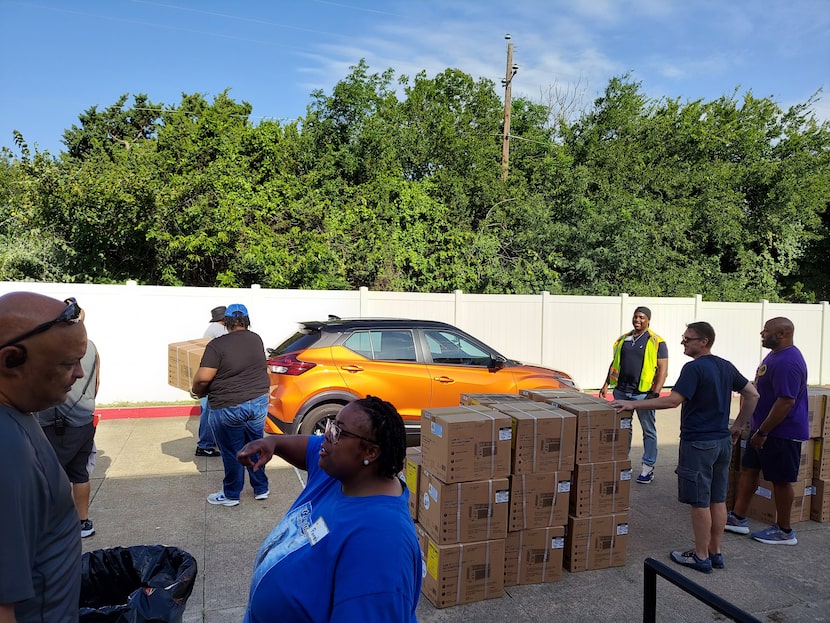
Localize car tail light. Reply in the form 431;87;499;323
267;354;316;376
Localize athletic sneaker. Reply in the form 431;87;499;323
254;490;270;500
708;552;724;569
207;491;239;507
670;549;713;574
637;465;655;484
80;519;95;538
195;447;220;457
724;511;750;534
751;524;797;545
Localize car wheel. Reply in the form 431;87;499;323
298;403;345;436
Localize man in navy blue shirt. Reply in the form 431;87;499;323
612;321;759;573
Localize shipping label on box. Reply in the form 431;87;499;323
420;406;512;483
508;471;571;531
810;478;830;522
416;525;505;609
745;478;812;525
546;400;632;464
504;526;565;586
564;512;629;572
418;472;509;544
167;338;210;392
569;460;632;517
492;403;577;474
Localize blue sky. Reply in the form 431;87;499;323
1;0;828;155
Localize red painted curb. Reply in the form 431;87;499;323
97;405;199;420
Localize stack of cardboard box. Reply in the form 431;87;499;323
414;404;513;609
729;387;830;524
461;394;576;587
520;390;632;573
808;388;830;522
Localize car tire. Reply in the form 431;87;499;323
298;403;345;436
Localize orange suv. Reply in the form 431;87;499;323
264;318;580;437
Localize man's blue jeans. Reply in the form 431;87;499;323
196;397;215;449
613;389;657;467
209;393;269;500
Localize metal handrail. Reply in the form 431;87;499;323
643;558;763;623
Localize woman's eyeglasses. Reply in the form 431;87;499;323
325;419;377;445
0;298;82;350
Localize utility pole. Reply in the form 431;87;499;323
501;34;518;181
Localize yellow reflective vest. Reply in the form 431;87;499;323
607;329;665;393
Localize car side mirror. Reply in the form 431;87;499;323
491;356;507;370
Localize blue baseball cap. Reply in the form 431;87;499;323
225;303;249;317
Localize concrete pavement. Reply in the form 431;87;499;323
84;407;830;622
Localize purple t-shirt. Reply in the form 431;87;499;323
751;345;809;441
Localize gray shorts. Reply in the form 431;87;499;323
42;422;95;483
675;437;732;508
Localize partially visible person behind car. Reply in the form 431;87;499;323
0;292;87;622
36;337;100;539
238;395;421;623
192;303;270;507
194;305;227;458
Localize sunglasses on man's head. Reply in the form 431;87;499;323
0;298;82;350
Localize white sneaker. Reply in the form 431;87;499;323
207;491;239;507
254;490;270;500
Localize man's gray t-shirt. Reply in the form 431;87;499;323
0;406;81;622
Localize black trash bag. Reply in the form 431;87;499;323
80;545;198;623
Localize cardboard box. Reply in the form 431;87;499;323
810;478;830;522
504;526;565;586
491;402;577;474
542;400;632;464
519;388;585;402
563;512;629;572
167;338;209;392
460;393;534;406
745;478;813;525
418;472;509;544
807;388;828;439
798;440;815;481
420;406;512;483
404;447;422;522
569;460;632;517
815;438;830;481
416;525;505;608
508;471;571;531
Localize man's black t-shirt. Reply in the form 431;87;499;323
616;333;668;393
200;330;270;409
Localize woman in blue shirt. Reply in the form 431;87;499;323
237;395;421;623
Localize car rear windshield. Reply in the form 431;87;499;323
269;330;321;356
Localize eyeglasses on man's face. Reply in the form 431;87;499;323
324;419;377;445
0;298;83;351
681;335;704;344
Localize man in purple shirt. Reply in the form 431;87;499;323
726;317;809;545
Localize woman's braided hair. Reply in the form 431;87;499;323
355;395;407;478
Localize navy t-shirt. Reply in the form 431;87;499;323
672;354;749;441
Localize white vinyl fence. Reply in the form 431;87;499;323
2;281;828;405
